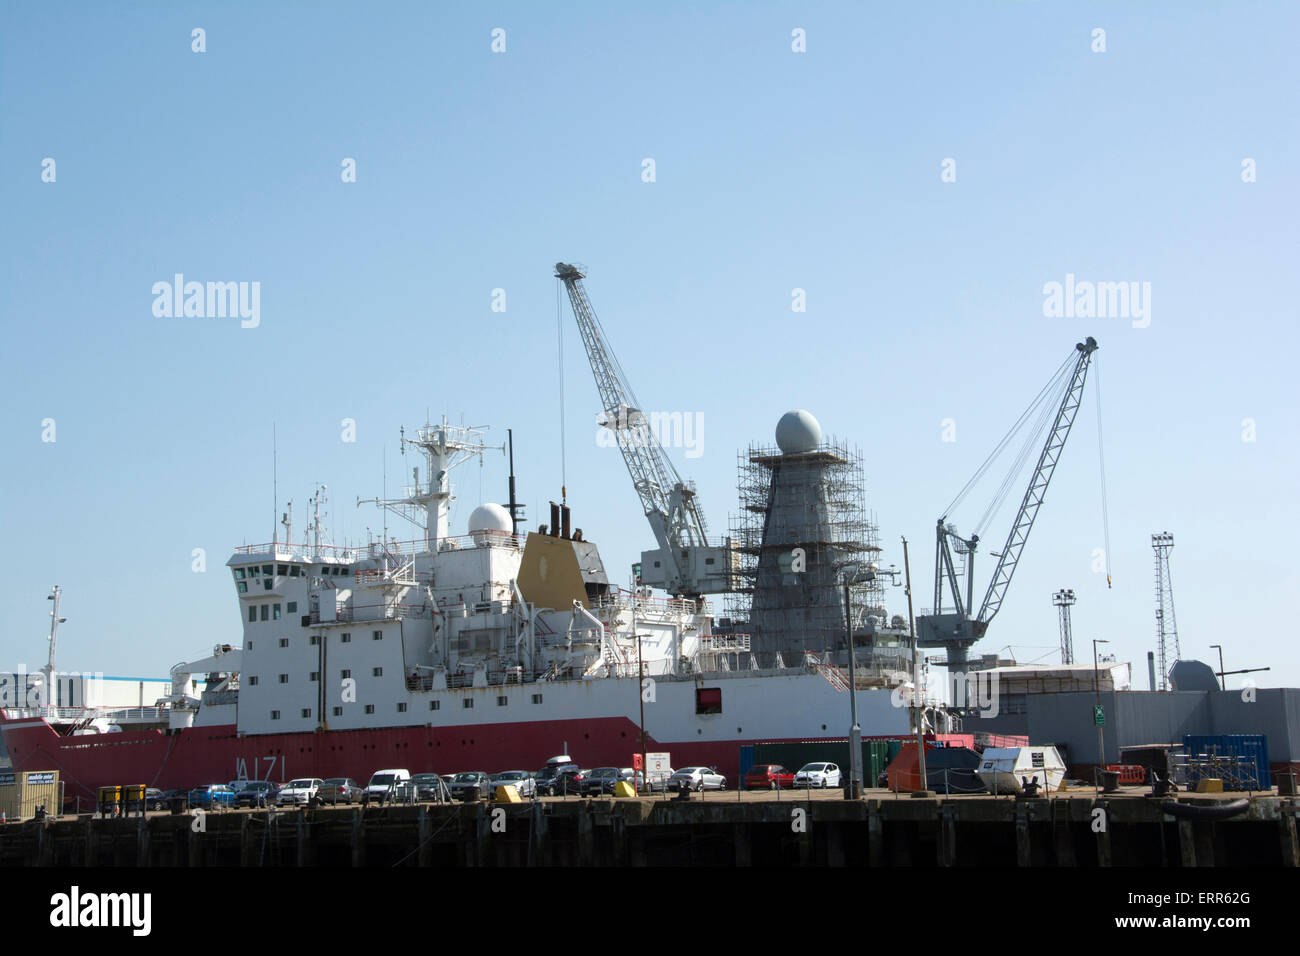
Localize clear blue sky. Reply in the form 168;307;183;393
2;2;1296;690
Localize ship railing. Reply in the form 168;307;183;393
0;706;165;722
233;532;527;564
591;588;705;616
308;600;431;624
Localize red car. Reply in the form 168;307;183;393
745;764;796;790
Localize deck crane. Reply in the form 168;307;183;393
555;262;731;599
916;336;1099;674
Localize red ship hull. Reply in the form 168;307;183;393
2;715;781;805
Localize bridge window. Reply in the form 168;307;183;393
263;579;273;591
273;604;282;620
234;568;246;580
278;565;288;575
429;700;440;711
248;606;256;623
397;702;407;713
372;630;383;641
341;633;351;643
287;601;298;613
262;565;272;576
308;635;319;646
236;582;247;594
463;699;474;709
260;605;269;621
249;566;260;577
289;566;301;577
270;710;280;720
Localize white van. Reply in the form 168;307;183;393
366;768;411;804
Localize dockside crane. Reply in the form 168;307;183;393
555;262;730;599
916;337;1100;673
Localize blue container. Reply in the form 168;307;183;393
1183;734;1271;790
738;744;755;784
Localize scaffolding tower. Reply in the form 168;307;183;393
725;438;885;666
1153;531;1181;692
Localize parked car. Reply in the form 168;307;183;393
314;778;361;805
618;768;645;791
489;771;536;798
793;762;842;788
409;773;451;802
448;772;492;801
643;768;675;792
235;780;281;808
188;784;238;809
144;788;167;811
365;769;411;804
579;767;622;796
161;788;192;810
534;762;582;796
745;764;796;790
667;767;726;792
275;778;325;806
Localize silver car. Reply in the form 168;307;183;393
667;767;726;792
275;778;324;806
489;771;536;798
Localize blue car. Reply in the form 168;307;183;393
188;784;237;809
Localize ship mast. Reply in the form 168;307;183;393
359;416;503;552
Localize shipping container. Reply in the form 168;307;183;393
1183;734;1271;789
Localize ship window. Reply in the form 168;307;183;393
250;566;260;577
654;561;661;568
247;641;253;651
234;568;246;580
270;710;280;720
301;708;311;718
249;676;259;686
341;633;351;643
260;605;269;621
310;672;319;682
278;638;288;648
532;694;543;704
463;699;474;709
287;602;297;613
278;565;288;575
273;604;282;620
332;706;342;717
372;630;383;641
397;702;407;713
497;696;507;706
237;582;247;594
695;687;722;715
309;635;319;645
321;566;329;575
429;701;440;711
364;704;375;715
289;566;300;577
705;557;715;565
278;674;288;684
248;606;257;623
263;579;273;591
372;667;383;677
341;669;351;679
262;565;273;576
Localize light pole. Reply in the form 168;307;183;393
1093;638;1110;787
902;537;927;795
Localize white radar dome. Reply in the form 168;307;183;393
775;409;822;454
468;503;513;535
